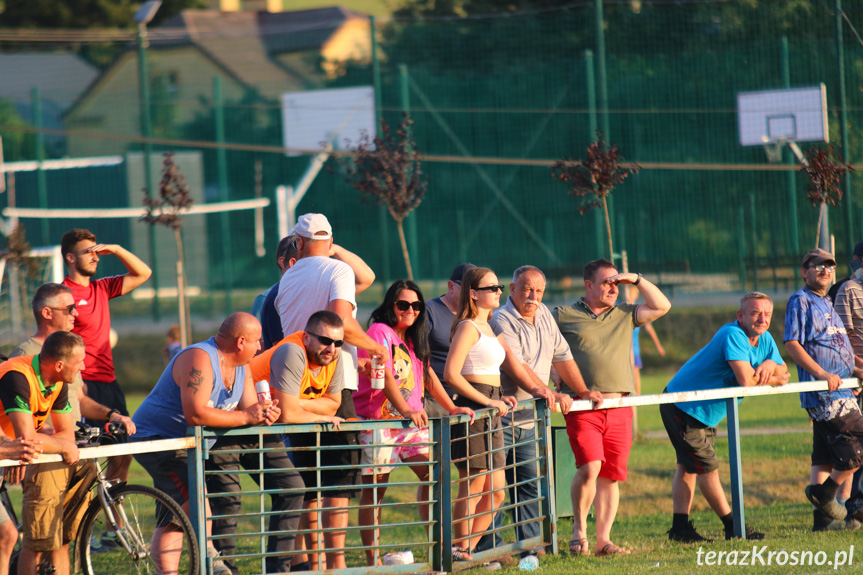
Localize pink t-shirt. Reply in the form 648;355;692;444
63;275;124;382
355;323;424;420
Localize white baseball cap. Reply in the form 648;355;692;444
291;213;332;240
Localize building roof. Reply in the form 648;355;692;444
0;53;98;110
154;7;368;99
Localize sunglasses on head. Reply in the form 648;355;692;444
307;332;344;348
475;284;505;293
395;300;423;312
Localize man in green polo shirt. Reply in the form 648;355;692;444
553;258;671;558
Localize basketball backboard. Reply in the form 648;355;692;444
281;86;376;157
737;84;828;147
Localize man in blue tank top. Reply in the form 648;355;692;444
133;312;303;575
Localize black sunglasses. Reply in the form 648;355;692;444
307;332;344;348
48;304;77;314
475;284;505;293
395;300;424;312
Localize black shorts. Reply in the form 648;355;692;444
811;406;863;471
660;401;719;474
83;378;128;427
290;389;360;501
451;383;505;471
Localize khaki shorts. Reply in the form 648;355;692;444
22;461;72;552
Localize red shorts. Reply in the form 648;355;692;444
564;407;633;482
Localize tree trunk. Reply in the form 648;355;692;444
602;196;614;261
815;201;824;250
396;219;413;280
174;228;191;347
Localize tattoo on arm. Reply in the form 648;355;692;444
187;368;203;395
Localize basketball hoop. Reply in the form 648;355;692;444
762;137;784;164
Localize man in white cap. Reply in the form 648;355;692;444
274;213;387;570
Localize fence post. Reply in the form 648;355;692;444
187;425;209;571
536;401;558;555
433;417;453;573
726;397;746;539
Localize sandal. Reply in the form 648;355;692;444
568;538;589;556
452;547;473;561
595;543;630;557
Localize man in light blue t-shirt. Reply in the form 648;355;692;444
662;292;789;543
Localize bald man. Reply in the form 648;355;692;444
132;313;303;575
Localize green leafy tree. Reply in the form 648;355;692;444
0;99;34;162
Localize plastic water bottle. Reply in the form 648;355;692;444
518;555;540;571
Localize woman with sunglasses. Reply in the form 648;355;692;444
444;266;518;561
355;279;474;566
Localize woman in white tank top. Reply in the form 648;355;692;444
444;267;518;561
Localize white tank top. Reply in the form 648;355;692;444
460;320;506;376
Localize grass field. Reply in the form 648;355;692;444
8;371;855;574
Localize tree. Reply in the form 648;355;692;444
801;144;853;249
141;151;194;347
0;0;206;28
337;114;426;280
551;134;639;261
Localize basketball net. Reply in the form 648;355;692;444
762;137;785;164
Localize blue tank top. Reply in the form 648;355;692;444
133;337;246;439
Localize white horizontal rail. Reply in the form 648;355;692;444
1;156;124;173
0;436;195;468
0;378;855;467
2;197;270;219
566;378;861;411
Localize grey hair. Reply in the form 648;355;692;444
739;291;772;310
512;265;546;285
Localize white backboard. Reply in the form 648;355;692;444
281;86;376;157
737;84;828;146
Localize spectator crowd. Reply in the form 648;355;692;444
1;216;862;575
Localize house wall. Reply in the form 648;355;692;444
65;47;247;158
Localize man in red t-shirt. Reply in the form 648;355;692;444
60;228;151;488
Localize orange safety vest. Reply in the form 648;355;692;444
248;332;339;399
0;355;70;437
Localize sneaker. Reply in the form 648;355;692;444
813;519;845;532
482;561;502;570
207;547;231;575
845;518;862;531
725;525;766;540
452;547;473;562
92;532;120;554
805;484;847;520
667;520;713;543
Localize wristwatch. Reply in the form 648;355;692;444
106;408;120;421
633;273;642;286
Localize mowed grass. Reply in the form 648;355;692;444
12;375;856;574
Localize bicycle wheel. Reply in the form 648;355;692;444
77;484;199;575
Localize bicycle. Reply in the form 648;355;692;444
5;422;199;575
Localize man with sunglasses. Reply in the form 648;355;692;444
785;248;863;531
8;282;137;568
249;310;350;570
553;258;671;557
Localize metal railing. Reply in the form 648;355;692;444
2;377;855;574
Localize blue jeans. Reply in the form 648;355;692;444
475;421;541;552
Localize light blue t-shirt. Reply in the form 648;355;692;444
666;321;784;427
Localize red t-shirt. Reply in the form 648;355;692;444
63;275;124;382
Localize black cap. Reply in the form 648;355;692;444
450;263;476;282
854;241;863;258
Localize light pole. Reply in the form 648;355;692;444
135;0;162;320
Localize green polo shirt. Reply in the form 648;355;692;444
552;298;639;395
